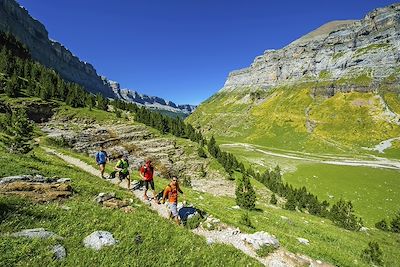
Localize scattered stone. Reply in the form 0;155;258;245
206;237;214;245
83;231;117;250
242;231;279;250
60;205;71;211
232;205;240;209
134;234;143;244
95;192;116;203
297;237;310;245
52;244;66;260
269;259;287;267
11;228;62;239
57;178;71;183
280;216;288;220
121;206;134;213
360;227;369;232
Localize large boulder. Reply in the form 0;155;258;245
241;231;280;250
83;231;118;250
52;244;67;260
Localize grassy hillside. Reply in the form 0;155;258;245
187;78;400;155
0;147;261;266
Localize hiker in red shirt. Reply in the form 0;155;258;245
139;160;156;201
162;176;184;224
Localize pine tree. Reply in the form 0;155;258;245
330;199;363;231
3;108;34;154
5;73;20;97
235;173;256;210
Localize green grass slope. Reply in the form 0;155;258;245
187;78;400;155
0;147;261;266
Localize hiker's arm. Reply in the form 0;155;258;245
161;188;169;204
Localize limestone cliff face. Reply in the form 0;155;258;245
0;0;196;114
0;0;114;97
102;78;196;115
222;3;400;91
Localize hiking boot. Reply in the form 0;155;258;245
143;195;149;201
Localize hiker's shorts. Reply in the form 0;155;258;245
119;172;129;180
144;180;155;190
168;202;178;217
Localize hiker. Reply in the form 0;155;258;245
161;176;184;224
95;145;108;179
139;160;156;201
112;155;130;189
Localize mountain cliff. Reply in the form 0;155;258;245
0;0;195;115
187;3;400;154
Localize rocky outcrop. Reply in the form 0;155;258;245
0;0;114;97
105;78;196;115
0;175;72;202
222;3;400;92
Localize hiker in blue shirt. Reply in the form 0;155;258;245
95;145;108;179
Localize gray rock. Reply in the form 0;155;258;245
83;231;117;250
57;178;71;183
11;228;62;239
52;244;66;260
242;231;280;250
206;237;214;245
268;259;287;267
297;237;310;245
0;175;31;184
95;192;116;203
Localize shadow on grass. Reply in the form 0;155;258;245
0;196;56;224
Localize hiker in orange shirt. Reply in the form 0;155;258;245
161;176;184;224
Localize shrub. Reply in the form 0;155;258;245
361;241;383;266
390;210;400;233
270;194;277;205
256;245;276;257
375;219;389;231
181;175;192;188
239;211;254;228
197;146;207;158
184;213;204;230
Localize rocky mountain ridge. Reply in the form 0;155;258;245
222;3;400;92
0;0;195;114
104;79;196;114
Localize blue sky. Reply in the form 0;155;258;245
18;0;398;105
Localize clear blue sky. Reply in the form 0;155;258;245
17;0;398;105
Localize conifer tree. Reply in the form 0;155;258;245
270;194;277;205
235;173;256;210
3;108;34;154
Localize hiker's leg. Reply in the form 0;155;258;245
127;176;131;189
174;216;180;225
99;164;105;178
143;181;149;200
170;203;179;224
150;180;156;200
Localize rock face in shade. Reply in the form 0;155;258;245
0;0;114;98
221;3;400;92
0;0;196;115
